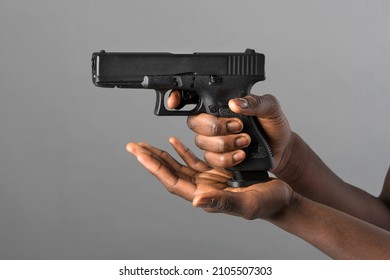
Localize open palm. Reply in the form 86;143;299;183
126;137;292;220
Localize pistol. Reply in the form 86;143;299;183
91;49;274;187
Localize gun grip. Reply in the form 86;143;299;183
218;107;274;187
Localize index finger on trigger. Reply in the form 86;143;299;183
167;90;182;109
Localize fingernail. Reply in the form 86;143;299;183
199;202;214;209
227;121;242;133
194;198;216;208
207;198;217;208
233;151;246;162
235;136;250;148
237;98;249;109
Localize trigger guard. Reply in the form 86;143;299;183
154;89;170;115
154;90;204;116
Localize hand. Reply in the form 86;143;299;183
167;91;293;175
126;137;293;220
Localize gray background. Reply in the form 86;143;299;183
0;0;389;259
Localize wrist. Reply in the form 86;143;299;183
265;189;303;224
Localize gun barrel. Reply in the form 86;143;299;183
91;49;265;88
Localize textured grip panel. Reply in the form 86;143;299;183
218;106;274;187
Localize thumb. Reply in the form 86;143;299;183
192;190;261;220
228;94;283;120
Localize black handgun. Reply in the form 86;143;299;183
91;49;274;187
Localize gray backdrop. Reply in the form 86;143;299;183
0;0;389;259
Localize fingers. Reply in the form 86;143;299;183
204;150;246;168
175;93;283;137
168;137;239;178
195;133;250;153
126;142;197;201
195;168;232;183
186;113;247;167
136;142;185;173
138;142;200;179
169;136;210;172
186;94;282;138
187;114;243;136
186;94;290;170
191;132;249;168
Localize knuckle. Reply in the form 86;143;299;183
164;176;179;194
212;194;259;220
247;94;261;106
196;135;239;153
215;198;234;213
240;193;260;220
243;208;258;220
217;153;231;166
264;94;281;110
253;94;264;105
204;152;232;167
165;178;176;194
160;150;170;160
165;184;175;194
217;137;230;152
263;93;278;105
223;140;232;152
210;120;220;135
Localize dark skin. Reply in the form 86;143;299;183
127;91;390;259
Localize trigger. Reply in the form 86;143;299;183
173;90;199;110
